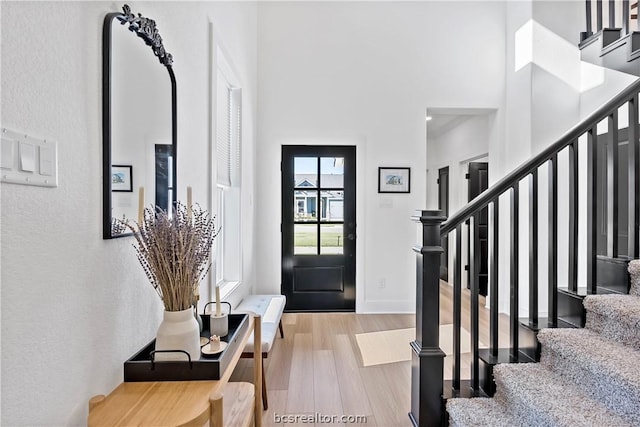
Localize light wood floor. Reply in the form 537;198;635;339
230;282;510;426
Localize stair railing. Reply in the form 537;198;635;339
583;0;636;40
410;77;640;427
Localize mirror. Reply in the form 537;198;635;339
102;4;177;238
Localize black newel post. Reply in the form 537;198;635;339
409;210;446;427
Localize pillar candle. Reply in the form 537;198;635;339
187;186;193;220
215;285;221;316
138;186;145;225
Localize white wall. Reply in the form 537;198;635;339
426;113;493;289
422;0;634;320
255;1;506;313
0;2;257;425
497;1;583;318
426;114;493;213
580;69;637;119
498;0;636;318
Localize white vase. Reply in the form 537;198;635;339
155;307;201;361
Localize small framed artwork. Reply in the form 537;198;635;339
111;165;133;192
378;167;410;193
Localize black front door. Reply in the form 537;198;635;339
281;145;356;311
467;162;489;296
438;167;450;281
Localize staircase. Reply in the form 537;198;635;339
447;260;640;426
408;4;640;424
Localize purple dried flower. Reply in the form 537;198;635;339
123;202;219;311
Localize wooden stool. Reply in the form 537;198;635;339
88;314;262;427
211;382;255;427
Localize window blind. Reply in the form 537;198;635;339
231;88;242;186
216;74;232;187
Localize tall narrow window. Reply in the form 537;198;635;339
215;186;224;285
216;74;232;187
214;51;242;294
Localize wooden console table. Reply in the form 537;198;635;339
88;314;262;427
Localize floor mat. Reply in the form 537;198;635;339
355;324;476;366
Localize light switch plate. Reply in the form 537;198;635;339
1;137;14;169
0;128;58;187
39;146;54;176
19;142;36;172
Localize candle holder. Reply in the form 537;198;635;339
203;301;231;337
210;313;228;337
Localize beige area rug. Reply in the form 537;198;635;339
355;324;479;367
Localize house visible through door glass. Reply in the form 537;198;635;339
320;157;344;188
293;156;346;255
294;223;317;255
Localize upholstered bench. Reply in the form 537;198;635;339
235;294;286;410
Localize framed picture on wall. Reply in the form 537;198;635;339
378;167;410;193
111;165;133;192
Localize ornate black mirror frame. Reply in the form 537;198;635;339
102;4;177;239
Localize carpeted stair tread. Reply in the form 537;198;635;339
584;294;640;323
583;294;640;351
447;398;524;427
583;294;640;326
538;327;640;383
537;327;640;423
492;363;632;427
584;295;640;350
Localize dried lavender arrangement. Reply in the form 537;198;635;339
125;202;218;311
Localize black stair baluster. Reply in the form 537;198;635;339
607;110;619;258
529;170;539;326
510;184;519;358
629;95;640;258
569;141;579;293
609;0;616;28
587;125;598;294
549;155;558;326
490;199;499;356
453;225;462;391
597;0;603;31
471;214;481;391
623;0;630;35
586;0;594;36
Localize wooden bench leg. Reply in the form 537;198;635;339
210;392;223;427
88;395;105;412
87;395;106;427
278;320;284;338
262;358;268;410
